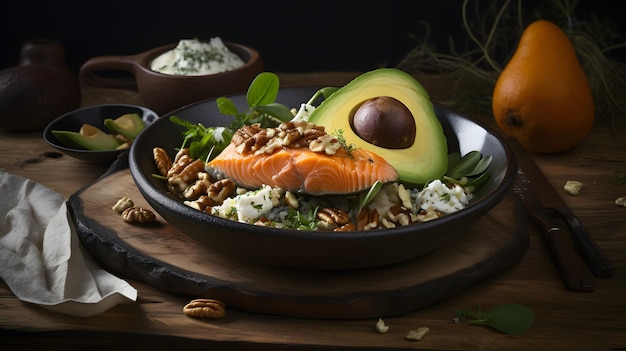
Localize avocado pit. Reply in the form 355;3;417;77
351;96;416;149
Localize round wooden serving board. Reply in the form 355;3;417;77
69;158;529;319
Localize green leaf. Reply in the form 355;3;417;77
448;151;482;178
216;97;239;117
466;304;534;335
446;152;462;175
464;172;490;187
246;72;279;107
306;87;340;105
467;155;493;176
252;102;295;122
359;181;383;212
318;86;339;98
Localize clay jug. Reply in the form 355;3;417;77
0;39;81;131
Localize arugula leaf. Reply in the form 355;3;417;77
216;97;239;117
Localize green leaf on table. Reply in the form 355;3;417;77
457;303;535;335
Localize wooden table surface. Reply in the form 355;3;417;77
1;72;625;350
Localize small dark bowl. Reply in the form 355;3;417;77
129;87;517;270
43;104;159;165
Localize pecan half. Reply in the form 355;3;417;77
183;298;226;319
357;207;380;230
153;147;173;177
317;207;351;226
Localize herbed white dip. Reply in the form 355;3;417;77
150;38;245;76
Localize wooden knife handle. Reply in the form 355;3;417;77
545;227;596;292
550;207;614;278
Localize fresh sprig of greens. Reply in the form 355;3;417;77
332;129;357;156
456;303;535;335
443;151;492;188
170;72;340;163
218;72;294;131
286;206;320;231
169;115;232;162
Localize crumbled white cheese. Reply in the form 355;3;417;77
290;103;316;122
150;37;245;76
211;185;281;223
212;127;226;143
416;179;470;214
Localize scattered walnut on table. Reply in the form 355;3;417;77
112;196;134;213
405;327;429;341
183;298;226;319
375;318;389;333
564;180;583;196
121;207;156;223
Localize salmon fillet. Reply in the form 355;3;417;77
206;143;398;195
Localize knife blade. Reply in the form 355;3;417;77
508;138;614;278
513;171;596;292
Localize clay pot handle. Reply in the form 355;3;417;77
79;55;142;91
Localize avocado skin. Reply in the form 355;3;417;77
104;113;145;140
51;124;122;150
308;68;448;185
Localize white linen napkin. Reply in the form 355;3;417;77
0;170;137;317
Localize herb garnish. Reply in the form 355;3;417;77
333;129;357;156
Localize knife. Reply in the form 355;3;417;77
508;138;614;278
513;170;596;291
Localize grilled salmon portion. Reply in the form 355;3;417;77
206;143;398;195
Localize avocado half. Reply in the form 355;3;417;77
52;124;123;150
308;68;448;185
104;113;145;140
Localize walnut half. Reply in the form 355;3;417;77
121;207;156;223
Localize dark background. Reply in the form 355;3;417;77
1;1;622;75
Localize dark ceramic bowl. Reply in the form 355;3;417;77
129;87;517;270
79;41;264;115
43;104;159;165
